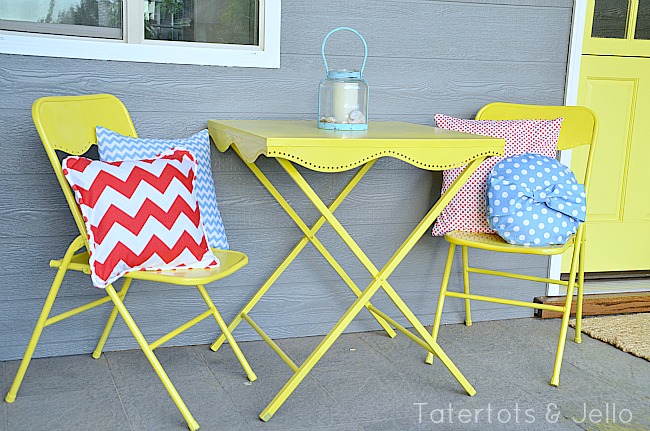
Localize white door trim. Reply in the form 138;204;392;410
549;0;589;296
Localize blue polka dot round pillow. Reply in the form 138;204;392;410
487;153;586;246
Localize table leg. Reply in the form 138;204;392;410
211;156;395;354
260;157;486;419
358;157;488;395
259;268;394;421
278;155;486;314
277;158;412;310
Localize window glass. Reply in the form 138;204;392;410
144;0;258;45
0;0;122;38
0;0;277;67
635;0;650;39
591;0;628;39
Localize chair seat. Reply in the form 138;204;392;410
444;230;575;255
51;248;248;286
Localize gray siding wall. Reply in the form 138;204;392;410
0;0;573;360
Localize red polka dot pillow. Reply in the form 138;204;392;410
431;114;563;236
62;148;219;288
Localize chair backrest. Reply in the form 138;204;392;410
33;94;138;246
475;102;599;195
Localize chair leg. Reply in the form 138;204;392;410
4;236;84;403
461;246;472;326
195;284;257;382
574;237;586;344
426;243;456;365
92;278;132;359
104;285;200;431
550;240;582;387
551;287;574;387
4;267;66;403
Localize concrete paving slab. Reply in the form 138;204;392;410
1;318;647;431
104;345;215;390
3;353;114;398
114;372;250;431
197;339;357;431
1;398;7;431
5;388;130;431
278;332;390;372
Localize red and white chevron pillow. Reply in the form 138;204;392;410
62;148;218;288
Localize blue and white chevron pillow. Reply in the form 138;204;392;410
96;126;229;250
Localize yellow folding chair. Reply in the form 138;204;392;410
4;94;256;431
426;103;598;387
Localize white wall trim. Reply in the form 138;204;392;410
0;0;281;68
550;0;588;296
565;0;588;107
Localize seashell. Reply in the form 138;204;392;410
348;110;366;124
320;116;337;123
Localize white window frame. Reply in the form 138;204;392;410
0;0;280;68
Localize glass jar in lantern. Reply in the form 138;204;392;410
318;27;369;131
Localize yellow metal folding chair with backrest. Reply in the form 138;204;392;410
4;94;256;431
426;103;598;387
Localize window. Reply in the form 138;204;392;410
0;0;280;68
591;0;628;39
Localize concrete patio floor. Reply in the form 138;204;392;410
2;318;649;431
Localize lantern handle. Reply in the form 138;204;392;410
321;27;368;77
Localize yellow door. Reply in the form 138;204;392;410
564;0;650;273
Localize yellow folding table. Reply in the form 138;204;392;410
207;120;504;421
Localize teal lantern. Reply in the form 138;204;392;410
318;27;369;131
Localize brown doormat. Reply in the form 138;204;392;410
570;313;650;361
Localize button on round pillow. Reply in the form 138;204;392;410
487;154;586;246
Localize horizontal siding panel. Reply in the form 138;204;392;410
0;111;430;175
0;225;549;302
1;167;441;238
282;0;571;62
0;55;565;114
1;304;536;361
1;269;544;360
